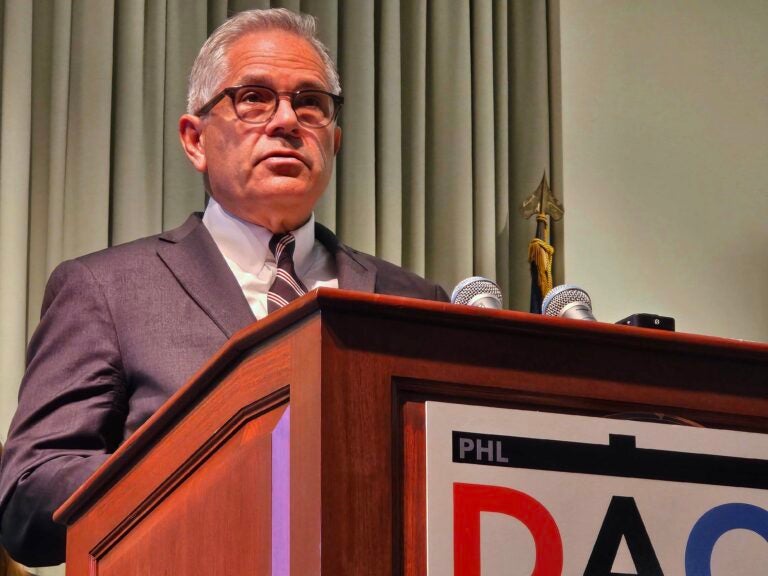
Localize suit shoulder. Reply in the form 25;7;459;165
347;248;449;302
79;233;159;262
68;214;203;276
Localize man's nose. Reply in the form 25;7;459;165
265;96;300;135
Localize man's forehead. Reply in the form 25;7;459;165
223;30;329;88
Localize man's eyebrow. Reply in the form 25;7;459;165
236;74;267;86
236;74;329;91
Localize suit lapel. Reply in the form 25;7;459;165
315;223;376;293
157;214;255;338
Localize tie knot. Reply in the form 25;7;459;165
269;233;296;264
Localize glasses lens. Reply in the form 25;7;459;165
293;91;335;127
233;86;276;123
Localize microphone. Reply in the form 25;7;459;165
451;276;503;310
541;284;597;321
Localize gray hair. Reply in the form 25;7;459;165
186;8;341;114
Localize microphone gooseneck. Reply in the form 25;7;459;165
541;284;597;321
451;276;503;310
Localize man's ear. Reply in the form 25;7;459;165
179;114;207;173
333;126;342;155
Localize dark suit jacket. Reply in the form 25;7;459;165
0;214;448;566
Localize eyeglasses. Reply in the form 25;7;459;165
195;84;344;128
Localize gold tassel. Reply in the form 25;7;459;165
528;215;554;298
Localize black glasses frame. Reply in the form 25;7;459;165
195;84;344;128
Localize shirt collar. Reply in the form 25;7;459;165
202;197;316;276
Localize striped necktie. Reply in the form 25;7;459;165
267;233;308;313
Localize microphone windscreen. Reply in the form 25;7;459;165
451;276;503;309
542;284;596;321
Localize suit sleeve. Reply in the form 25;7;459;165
435;283;450;302
0;259;128;567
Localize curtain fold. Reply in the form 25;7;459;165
65;1;115;255
162;0;208;229
471;0;500;282
336;0;376;253
425;0;474;286
111;0;164;244
374;0;402;265
508;0;552;310
492;0;511;304
0;4;553;569
301;0;339;228
400;0;427;275
27;0;71;334
0;0;33;451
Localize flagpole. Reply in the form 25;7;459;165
519;172;563;314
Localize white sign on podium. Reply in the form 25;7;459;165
425;402;768;576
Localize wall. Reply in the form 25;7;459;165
554;0;767;341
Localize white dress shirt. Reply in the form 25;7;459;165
202;198;338;319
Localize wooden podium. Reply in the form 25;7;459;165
54;289;768;575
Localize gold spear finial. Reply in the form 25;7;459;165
519;172;563;223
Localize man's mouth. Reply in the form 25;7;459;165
260;150;307;165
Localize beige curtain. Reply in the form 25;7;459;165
0;1;553;569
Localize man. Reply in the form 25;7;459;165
0;8;448;567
